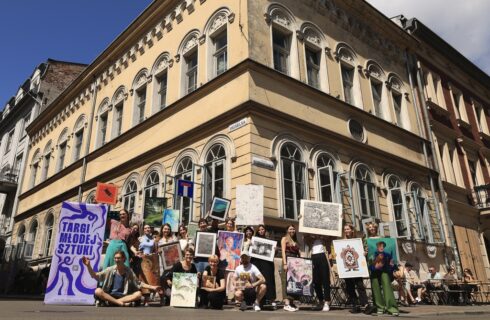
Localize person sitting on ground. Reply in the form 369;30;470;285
82;250;159;307
200;255;226;309
404;262;425;304
234;252;267;312
164;247;199;305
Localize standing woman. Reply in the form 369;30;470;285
158;223;178;276
251;224;277;309
281;225;300;312
305;233;331;311
104;209;132;268
178;224;194;251
343;223;370;314
366;222;399;316
225;218;236;232
242;226;254;253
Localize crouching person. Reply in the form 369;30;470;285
234;252;266;312
82;250;159;307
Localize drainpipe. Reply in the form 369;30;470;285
410;53;462;276
78;77;98;201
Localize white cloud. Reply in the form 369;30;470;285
367;0;490;75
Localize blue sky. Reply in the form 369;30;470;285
1;0;489;108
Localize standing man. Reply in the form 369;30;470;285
82;250;159;306
234;252;267;311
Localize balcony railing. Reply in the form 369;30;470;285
473;184;490;209
0;169;19;184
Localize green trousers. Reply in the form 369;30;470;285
370;271;399;314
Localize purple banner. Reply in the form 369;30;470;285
44;202;107;305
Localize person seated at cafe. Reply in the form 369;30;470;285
444;266;461;305
234;252;267;312
404;262;425;304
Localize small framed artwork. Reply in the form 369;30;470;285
159;241;182;271
248;236;277;262
195;232;217;258
209;197;231;221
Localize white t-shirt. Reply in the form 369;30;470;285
234;263;262;284
311;239;325;255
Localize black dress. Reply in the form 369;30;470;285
199;266;226;309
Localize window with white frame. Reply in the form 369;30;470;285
96;100;110;148
204;144;226;214
212;28;227;77
371;80;383;118
21;112;31;138
157;72;168;110
366;62;386;119
113;102;123;138
341;65;355;105
388;75;406;128
43;213;54;256
474;101;490;135
16;225;26;259
354;164;377;220
305;46;320;89
144;171;160;200
451;89;468;122
179;32;199;96
13;153;22;176
174;157;194;225
30;150;40;188
316;153;338;203
41;144;51;182
5;129;14;153
152;54;171;113
410;184;431;242
73;129;83;161
185;50;198;94
56;129;68;173
25;220;38;259
387;175;408;238
272;28;290;74
432;73;445;108
135;88;146;125
123;180;138;215
280;143;306;219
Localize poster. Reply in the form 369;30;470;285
333;238;369;278
235;185;264;226
248;236;276;262
217;231;244;270
170;273;198;307
163;209;180;231
366;237;399;269
95;182;118;205
286;257;313;296
144;197;166;227
299;200;342;237
209;197;231;221
44;202;107;305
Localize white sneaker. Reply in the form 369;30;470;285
272;302;277;310
284;304;297;312
323;303;330;312
254;303;261;311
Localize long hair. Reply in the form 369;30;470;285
255;224;268;239
160;223;173;238
284;224;297;244
343;223;356;238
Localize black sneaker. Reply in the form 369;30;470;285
313;302;324;311
364;305;375;315
239;301;247;311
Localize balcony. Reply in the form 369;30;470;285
473;184;490;215
0;169;19;193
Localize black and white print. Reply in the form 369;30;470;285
299;200;343;237
248;236;277;261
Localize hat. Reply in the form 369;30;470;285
241;251;251;258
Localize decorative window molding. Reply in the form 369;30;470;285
336;43;362;109
350;162;379;222
178;29;202;96
300;22;329;92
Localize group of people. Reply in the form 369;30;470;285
81;209;473;316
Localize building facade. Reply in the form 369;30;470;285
6;0;490;294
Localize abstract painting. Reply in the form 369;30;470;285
163;209;180;231
209;197;231;221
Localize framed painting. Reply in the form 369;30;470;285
286;257;313;296
144;197;166;227
195;232;217;258
170;273;198;308
217;231;244;270
333;238;369;278
366;237;399;270
209;197;231;221
159;241;182;271
299;200;342;237
248;236;276;262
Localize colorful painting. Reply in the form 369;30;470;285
299;200;343;237
366;237;399;270
286;257;313;296
333;238;369;278
159;241;182;271
248;236;276;262
217;231;244;270
187;223;198;240
195;232;216;258
140;254;160;286
163;209;180;231
209;197;231;221
235;185;264;226
144;197;166;227
225;270;235;299
170;273;198;308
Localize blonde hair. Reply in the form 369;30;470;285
208;254;219;263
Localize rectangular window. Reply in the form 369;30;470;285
371;81;383;118
318;166;337;203
452;92;462;119
73;130;83;161
392;92;403;126
341;66;354;105
213;29;227;76
158;72;168;110
390;188;408;237
282;159;306;219
99;113;108;146
305;47;320;89
41;153;50;181
13;154;22;174
114;103;123;137
136;89;146;124
5;129;14;153
272;29;290;74
30;163;38;188
21;112;31;138
468;160;479;186
57;142;66;172
185;52;198;94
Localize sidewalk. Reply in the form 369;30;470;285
393;304;490;317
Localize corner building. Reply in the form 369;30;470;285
11;0;489;294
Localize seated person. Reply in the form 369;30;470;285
234;252;267;312
200;255;226;309
443;266;461;305
424;266;442;289
404;262;425;304
164;247;198;305
83;250;159;306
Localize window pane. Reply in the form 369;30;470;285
284;199;295;220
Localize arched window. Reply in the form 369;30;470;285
111;86;126;138
144;171;160;199
301;23;328;91
41;141;52;182
174;156;194;225
205;9;231;79
366;61;387;120
316;153;338;203
16;225;26;259
43;213;54;256
204;144;226;213
56;128;69;172
30;149;41;188
151;53;171;114
280;143;306;219
132;69;148;126
96;98;110;148
354;164;377;220
388;74;407;129
25;220;38;259
123;180;138;214
72;115;86;162
336;44;362;108
179;31;200;95
409;184;430;241
86;191;96;204
387;175;408;238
